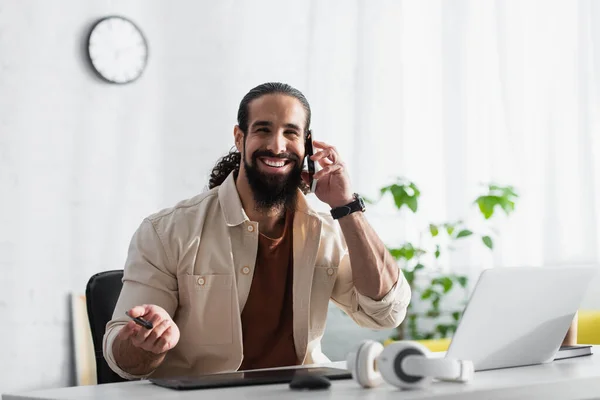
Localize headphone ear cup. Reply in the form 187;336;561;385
377;341;433;389
346;340;384;388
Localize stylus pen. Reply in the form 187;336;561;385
125;311;154;329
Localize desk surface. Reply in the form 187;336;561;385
4;347;600;400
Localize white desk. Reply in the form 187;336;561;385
4;347;600;400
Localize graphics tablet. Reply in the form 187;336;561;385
150;366;352;390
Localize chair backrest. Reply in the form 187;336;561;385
85;270;128;384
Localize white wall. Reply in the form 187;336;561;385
0;0;393;392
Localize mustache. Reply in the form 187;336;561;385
252;150;300;163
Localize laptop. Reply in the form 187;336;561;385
445;266;596;371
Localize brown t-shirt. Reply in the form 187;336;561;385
239;211;298;370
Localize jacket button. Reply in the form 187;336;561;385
242;266;251;275
327;268;335;276
197;277;206;286
247;225;254;232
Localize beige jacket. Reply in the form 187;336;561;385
103;172;411;380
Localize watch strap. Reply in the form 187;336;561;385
330;194;366;220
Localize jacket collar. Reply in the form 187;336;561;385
218;172;248;227
218;171;321;226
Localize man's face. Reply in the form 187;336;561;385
235;94;307;210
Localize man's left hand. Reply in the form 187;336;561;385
303;140;355;208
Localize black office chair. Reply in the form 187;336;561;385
85;270;128;384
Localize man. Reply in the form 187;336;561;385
103;82;411;380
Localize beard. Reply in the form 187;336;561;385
243;147;302;211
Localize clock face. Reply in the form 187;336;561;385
87;16;148;84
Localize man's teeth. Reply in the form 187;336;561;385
264;159;286;167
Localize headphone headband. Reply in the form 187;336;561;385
347;340;474;390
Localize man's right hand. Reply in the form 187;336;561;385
117;304;180;355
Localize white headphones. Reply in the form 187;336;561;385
346;340;474;390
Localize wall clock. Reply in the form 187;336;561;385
87;16;148;84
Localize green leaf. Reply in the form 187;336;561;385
445;223;455;236
423;333;435;340
479;184;518;217
403;270;414;286
435;245;441;259
456;276;468;288
389;248;403;260
476;195;497;219
426;310;441;318
452;311;461;321
429;224;439;237
421;288;435;300
456;229;473;239
432;276;453;293
498;197;515;215
489;184;519;199
432;296;441;310
414;263;425;271
389;246;408;261
441;277;453;293
380;180;421;213
406;196;418;213
482;235;493;249
389;243;421;261
436;325;449;337
409;182;421;197
390;185;408;210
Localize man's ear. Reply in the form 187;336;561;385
233;125;244;152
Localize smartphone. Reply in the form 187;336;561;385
305;130;318;193
125;311;153;330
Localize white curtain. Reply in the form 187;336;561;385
308;0;600;273
317;0;600;359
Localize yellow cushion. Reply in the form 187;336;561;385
416;338;451;352
578;310;600;345
383;338;451;352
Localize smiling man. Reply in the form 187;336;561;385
103;82;411;379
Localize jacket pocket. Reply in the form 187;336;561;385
179;274;234;346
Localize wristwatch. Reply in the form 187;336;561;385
330;193;366;220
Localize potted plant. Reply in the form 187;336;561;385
368;180;518;341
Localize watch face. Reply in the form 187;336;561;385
358;197;366;211
87;16;148;84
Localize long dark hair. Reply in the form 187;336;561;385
208;82;311;191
